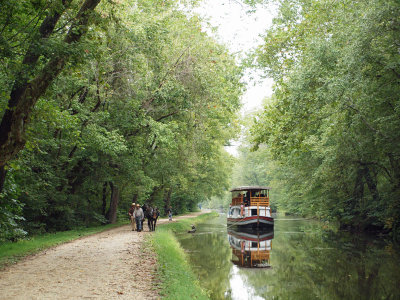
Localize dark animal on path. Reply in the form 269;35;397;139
148;206;160;231
141;204;147;230
143;204;160;231
188;224;196;233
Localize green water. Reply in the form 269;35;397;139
176;214;400;300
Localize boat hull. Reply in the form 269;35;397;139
227;228;274;241
227;216;274;228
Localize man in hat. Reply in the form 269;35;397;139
134;203;144;232
128;203;136;231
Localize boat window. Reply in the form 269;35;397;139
232;191;244;198
251;209;257;216
260;190;268;197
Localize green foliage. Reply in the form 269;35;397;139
250;0;400;234
0;0;242;239
0;168;26;241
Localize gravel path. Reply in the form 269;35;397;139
0;211;206;300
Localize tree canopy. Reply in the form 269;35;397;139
250;0;400;238
2;0;399;241
0;0;243;240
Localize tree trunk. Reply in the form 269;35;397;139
388;153;400;189
132;194;138;204
0;165;7;192
352;167;365;210
0;0;101;167
163;188;172;215
148;187;159;206
364;166;380;203
107;182;119;224
102;182;108;216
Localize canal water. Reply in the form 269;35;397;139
176;214;400;300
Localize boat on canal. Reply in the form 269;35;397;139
227;186;273;229
228;228;274;268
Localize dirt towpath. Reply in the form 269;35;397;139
0;211;206;300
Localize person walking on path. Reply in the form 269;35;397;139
134;203;144;232
128;203;136;231
167;206;172;221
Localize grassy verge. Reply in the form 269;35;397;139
0;220;128;269
150;212;218;300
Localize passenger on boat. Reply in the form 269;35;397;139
244;192;250;206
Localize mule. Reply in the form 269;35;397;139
142;204;160;231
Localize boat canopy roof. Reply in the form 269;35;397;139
230;186;271;192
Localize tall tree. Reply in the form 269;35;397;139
0;0;101;169
0;0;243;238
251;0;400;236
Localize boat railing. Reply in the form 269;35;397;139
231;197;270;208
252;251;270;261
231;196;243;206
232;249;271;267
250;197;269;206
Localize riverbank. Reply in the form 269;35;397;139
150;212;218;299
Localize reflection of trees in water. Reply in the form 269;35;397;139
243;222;400;300
319;231;400;300
179;218;400;300
179;231;232;300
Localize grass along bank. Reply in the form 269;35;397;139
0;221;128;269
150;212;218;300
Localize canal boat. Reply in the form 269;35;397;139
228;228;273;268
227;186;273;229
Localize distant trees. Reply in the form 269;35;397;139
251;0;400;238
0;0;242;240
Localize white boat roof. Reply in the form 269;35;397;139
230;186;271;192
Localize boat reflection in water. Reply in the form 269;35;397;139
228;228;274;268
